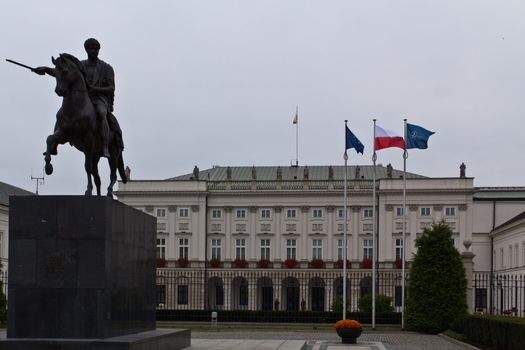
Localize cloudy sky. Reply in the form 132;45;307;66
1;0;524;195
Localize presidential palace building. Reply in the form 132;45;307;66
115;164;525;314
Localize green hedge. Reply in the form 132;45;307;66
451;314;525;350
157;309;401;324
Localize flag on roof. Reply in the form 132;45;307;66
406;123;435;149
345;126;364;154
375;125;405;150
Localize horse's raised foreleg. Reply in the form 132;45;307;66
92;155;102;196
106;153;117;198
84;154;93;196
43;130;66;175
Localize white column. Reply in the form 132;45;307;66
274;206;282;262
327;206;334;261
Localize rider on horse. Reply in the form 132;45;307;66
33;38;120;158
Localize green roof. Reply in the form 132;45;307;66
474;187;525;200
167;165;426;182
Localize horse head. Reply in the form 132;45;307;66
52;53;86;97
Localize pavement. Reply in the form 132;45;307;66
186;331;479;350
0;329;479;350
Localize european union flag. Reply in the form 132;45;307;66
406;123;435;149
345;126;364;154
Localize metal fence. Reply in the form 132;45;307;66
473;273;525;317
155;268;405;323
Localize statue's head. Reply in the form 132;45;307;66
84;38;101;59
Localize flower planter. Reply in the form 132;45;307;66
360;259;372;269
176;257;189;268
335;328;362;344
283;258;298;269
233;258;248;268
258;259;269;268
156;258;166;268
209;259;221;268
309;259;324;269
335;259;351;269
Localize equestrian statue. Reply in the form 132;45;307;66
8;38;127;197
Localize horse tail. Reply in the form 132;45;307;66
118;152;128;183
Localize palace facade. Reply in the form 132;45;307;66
114;164;525;313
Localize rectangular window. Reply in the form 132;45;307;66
177;285;188;305
500;248;504;269
179;238;189;259
261;209;271;219
515;244;519;267
312;239;323;259
156;208;166;217
235;239;246;259
287;209;296;219
475;288;487;309
312;224;323;231
215;285;224;306
337;209;346;219
156;285;166;305
420;207;431;216
211;209;222;219
239;283;248;306
312;209;323;218
156;238;166;259
363;208;373;218
445;207;456;217
394;286;402;307
261;239;271;260
396;207;404;217
337;239;348;260
363;239;373;259
236;209;246;219
395;238;404;260
179;208;189;217
522;243;525;266
211;239;221;260
286;239;297;259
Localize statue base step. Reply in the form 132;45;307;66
0;329;190;350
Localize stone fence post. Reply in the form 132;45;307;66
462;240;475;313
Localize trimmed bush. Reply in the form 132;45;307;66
405;221;467;333
331;296;350;313
452;314;525;350
358;294;394;313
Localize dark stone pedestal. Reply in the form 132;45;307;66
1;196;190;350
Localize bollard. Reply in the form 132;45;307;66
211;311;218;326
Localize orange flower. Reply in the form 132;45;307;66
335;319;363;330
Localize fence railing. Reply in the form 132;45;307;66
473;273;525;317
155;268;404;323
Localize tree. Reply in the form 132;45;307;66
405;221;467;333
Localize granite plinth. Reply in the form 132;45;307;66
0;329;191;350
7;196;157;339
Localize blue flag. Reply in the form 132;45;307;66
406;123;435;149
345;126;364;154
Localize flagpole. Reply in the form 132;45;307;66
295;106;299;166
402;119;408;330
343;120;349;320
372;119;377;330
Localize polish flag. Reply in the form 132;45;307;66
375;125;405;150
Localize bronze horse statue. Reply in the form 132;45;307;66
43;53;127;197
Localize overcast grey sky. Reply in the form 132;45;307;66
2;0;525;195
